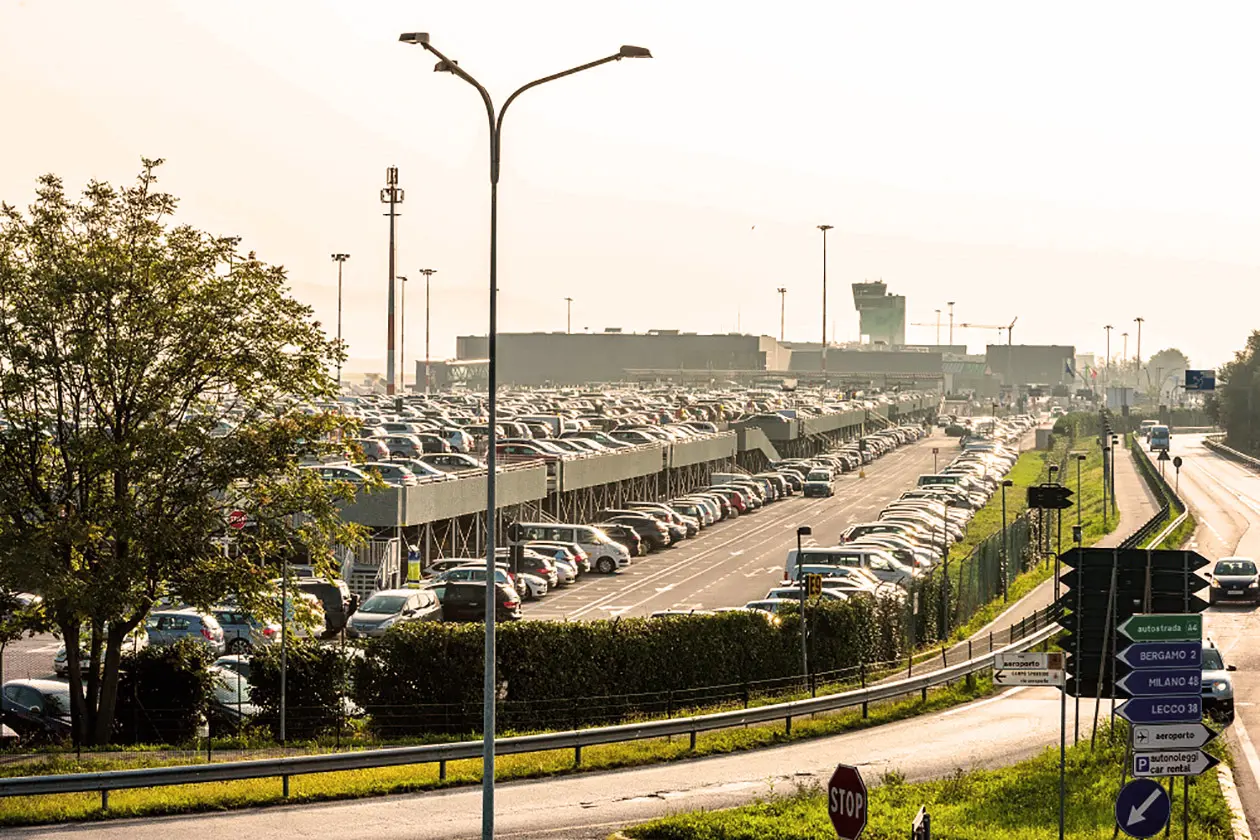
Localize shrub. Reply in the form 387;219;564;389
944;425;967;437
114;638;215;745
350;600;909;738
250;637;351;740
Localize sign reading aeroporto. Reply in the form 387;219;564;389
828;763;868;839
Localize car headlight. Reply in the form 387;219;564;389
1250;581;1259;589
1211;578;1221;588
1214;681;1230;692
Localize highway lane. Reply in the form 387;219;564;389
12;686;1104;840
525;434;954;620
1172;433;1260;837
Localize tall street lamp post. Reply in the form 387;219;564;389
1134;316;1144;395
331;253;350;388
418;269;437;393
817;225;832;385
399;32;651;840
777;287;787;341
564;296;573;334
398;275;408;392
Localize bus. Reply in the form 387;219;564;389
1149;425;1171;452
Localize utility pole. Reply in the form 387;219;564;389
564;296;573;334
380;167;404;395
331;253;350;389
934;309;941;345
418;269;437;394
1134;316;1144;395
777;287;787;341
399;275;409;392
1121;332;1129;386
817;226;833;383
947;301;955;345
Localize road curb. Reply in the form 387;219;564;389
1218;762;1252;840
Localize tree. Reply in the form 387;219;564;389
0;161;364;745
1214;333;1260;454
1146;348;1191;396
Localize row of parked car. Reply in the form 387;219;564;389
733;416;1039;613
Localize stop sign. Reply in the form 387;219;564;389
227;509;247;530
828;764;867;839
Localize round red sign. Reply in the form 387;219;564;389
227;509;247;530
828;764;868;840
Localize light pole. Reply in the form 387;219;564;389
1049;464;1061;602
934;308;941;345
947;301;955;346
331;253;350;388
418;268;437;394
1104;325;1113;396
564;296;573;334
1101;444;1110;530
796;525;812;678
1001;479;1013;602
381;167;405;395
399;32;651;840
398;275;408;392
817;226;833;383
1134;316;1144;396
1076;452;1085;530
1121;332;1128;387
777;287;787;341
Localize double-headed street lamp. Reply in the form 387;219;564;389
331;253;350;388
399;32;651;840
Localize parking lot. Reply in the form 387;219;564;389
524;432;953;620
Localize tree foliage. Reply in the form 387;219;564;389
1212;333;1260;454
1147;348;1191;394
0;161;363;744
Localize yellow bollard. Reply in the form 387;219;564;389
859;468;866;478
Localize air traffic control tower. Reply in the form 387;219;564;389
852;281;906;346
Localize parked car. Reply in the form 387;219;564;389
419;452;484;472
347;588;443;638
211;607;280;655
803;469;835;497
1;679;73;740
433;581;523;622
145;609;226;655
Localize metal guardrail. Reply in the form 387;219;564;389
1123;434;1187;550
1203;435;1260;469
0;620;1059;801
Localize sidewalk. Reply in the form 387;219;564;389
905;441;1162;674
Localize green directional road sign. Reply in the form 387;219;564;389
1119;614;1202;643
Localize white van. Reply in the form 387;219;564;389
514;522;630;574
785;546;916;587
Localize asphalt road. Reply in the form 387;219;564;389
11;685;1102;840
1172;433;1260;838
525;433;955;621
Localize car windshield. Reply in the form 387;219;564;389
1216;560;1257;576
359;595;408;614
1201;648;1225;670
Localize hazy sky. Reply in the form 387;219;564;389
4;1;1258;374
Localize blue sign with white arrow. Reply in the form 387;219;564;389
1116;696;1203;724
1115;642;1201;670
1115;778;1171;838
1115;668;1202;697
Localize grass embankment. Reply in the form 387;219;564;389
0;679;994;826
949;437;1113;642
627;723;1234;840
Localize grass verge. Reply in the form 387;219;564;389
625;722;1233;840
0;677;995;826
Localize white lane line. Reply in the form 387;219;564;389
940;685;1026;716
1233;711;1260;793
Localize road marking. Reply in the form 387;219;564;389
1232;710;1260;794
940;685;1026;716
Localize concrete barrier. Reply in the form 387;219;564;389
557;445;666;492
670;432;737;468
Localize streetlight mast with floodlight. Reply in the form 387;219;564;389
398;32;651;840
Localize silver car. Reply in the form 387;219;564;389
145;609;226;655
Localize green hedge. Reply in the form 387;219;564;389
249;638;350;740
114;639;214;745
351;598;914;738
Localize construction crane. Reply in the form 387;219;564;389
910;316;1018;345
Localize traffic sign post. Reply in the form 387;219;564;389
827;764;867;840
806;574;823;600
1116;696;1203;724
994;651;1066;687
1133;750;1219;778
1131;722;1218;752
1118;614;1202;643
1115;778;1171;838
227;509;247;530
1115;669;1201;697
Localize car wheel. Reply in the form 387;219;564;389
596;556;616;574
227;638;252;655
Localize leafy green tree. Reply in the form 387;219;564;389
0;161;364;745
1214;333;1260;454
